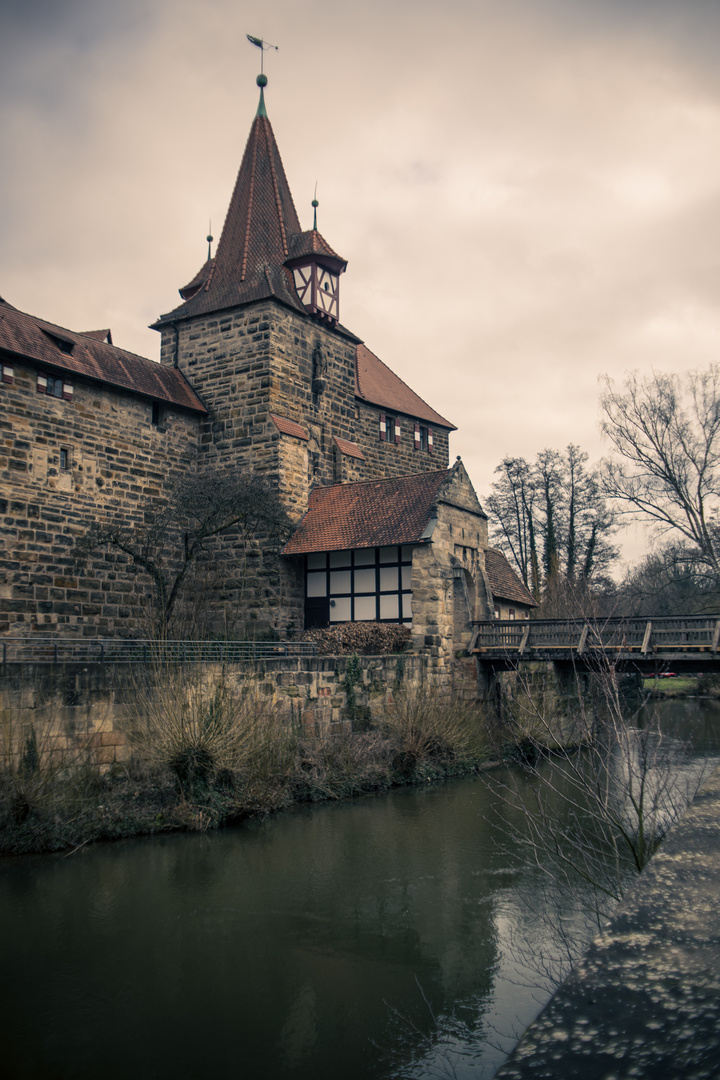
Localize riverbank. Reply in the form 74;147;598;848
0;685;500;856
643;674;720;698
495;761;720;1079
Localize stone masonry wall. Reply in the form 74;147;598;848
0;654;426;768
410;465;491;673
155;299;456;636
355;399;451;478
0;360;200;637
159;300;451;498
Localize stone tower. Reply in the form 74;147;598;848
153;77;360;519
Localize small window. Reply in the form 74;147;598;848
151;401;162;426
1;364;13;384
508;609;516;620
418;426;429;451
59;448;70;470
37;374;73;400
386;415;395;443
44;331;74;356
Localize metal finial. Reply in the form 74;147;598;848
247;34;278;117
312;182;319;230
207;221;213;261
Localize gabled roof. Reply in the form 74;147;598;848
282;470;451;555
81;329;113;344
0;298;206;413
333;435;365;460
485;548;538;607
270;413;309;440
355;343;455;429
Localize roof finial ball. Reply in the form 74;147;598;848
247;34;277;119
312;197;319;231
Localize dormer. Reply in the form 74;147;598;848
286;230;347;326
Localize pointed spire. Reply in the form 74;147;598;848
153;70;346;328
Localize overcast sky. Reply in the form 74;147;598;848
3;0;720;567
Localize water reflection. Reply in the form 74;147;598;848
0;700;718;1080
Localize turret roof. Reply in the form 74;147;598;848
154;97;345;326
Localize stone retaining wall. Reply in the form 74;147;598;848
0;654;428;769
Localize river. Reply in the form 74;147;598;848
1;698;719;1080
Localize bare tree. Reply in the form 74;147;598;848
486;457;541;600
487;446;617;610
600;364;720;577
486;647;709;982
76;472;290;635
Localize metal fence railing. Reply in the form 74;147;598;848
0;638;317;665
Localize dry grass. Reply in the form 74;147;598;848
123;664;296;797
0;704;100;825
381;683;491;771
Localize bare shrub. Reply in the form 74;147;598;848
123;664;296;799
295;730;394;801
301;623;411;655
0;702;99;826
382;683;491;771
485;651;711;983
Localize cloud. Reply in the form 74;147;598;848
2;0;720;566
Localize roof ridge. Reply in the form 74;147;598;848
241;118;260;283
265;119;289;256
310;467;450;494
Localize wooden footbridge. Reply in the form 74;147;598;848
471;615;720;674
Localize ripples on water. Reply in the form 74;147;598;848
1;700;718;1080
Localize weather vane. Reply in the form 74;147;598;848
246;34;278;76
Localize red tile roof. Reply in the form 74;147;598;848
282;470;451;555
80;329;113;344
156;113;308;324
270;413;309;440
355;344;455;429
485;548;538;607
0;298;206;413
286;230;346;271
332;436;365;460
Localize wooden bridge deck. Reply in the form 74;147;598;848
472;615;720;672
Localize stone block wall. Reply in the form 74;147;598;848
355;400;451;478
160;301;451;498
0;360;200;637
409;465;491;669
0;654;429;769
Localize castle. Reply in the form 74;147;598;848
0;74;535;659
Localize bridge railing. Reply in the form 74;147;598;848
0;639;317;665
472;615;720;656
